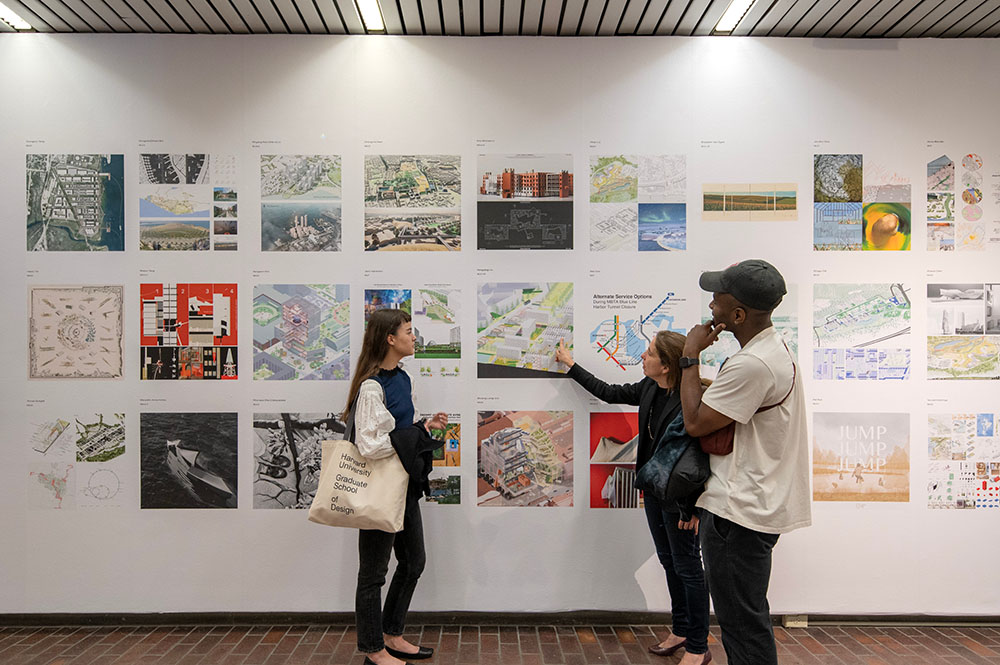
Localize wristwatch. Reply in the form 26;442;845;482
678;357;699;368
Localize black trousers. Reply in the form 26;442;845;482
355;493;425;654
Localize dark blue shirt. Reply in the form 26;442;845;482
372;366;415;430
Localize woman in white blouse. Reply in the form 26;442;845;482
342;308;447;665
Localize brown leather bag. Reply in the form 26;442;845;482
699;347;796;456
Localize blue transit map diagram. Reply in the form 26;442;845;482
589;294;684;370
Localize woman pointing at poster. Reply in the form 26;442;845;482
555;333;711;665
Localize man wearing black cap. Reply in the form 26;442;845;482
677;259;811;665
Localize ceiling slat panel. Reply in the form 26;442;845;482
292;0;327;31
655;0;693;34
271;0;308;31
482;0;500;31
501;0;519;31
189;0;246;31
77;0;135;29
164;0;213;30
32;0;98;29
60;0;116;29
857;0;923;35
815;0;881;36
558;0;585;33
731;0;780;34
442;0;461;32
578;0;607;33
227;0;269;31
928;0;994;36
618;0;651;32
673;0;711;33
905;0;978;35
398;0;423;31
884;0;951;35
943;2;999;36
422;0;442;32
98;0;153;30
748;0;796;33
692;0;731;34
460;0;479;32
540;0;562;33
144;0;194;30
804;0;863;34
768;0;820;35
975;13;1000;32
372;0;403;33
310;0;343;31
0;19;15;29
785;0;841;35
248;0;289;31
522;0;543;33
633;0;666;33
598;0;627;33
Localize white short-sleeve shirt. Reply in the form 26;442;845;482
695;326;812;534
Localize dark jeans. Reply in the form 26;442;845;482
700;510;780;665
643;495;710;655
356;493;425;654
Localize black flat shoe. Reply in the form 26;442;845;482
385;644;434;660
364;658;415;665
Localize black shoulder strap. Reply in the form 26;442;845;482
756;341;796;414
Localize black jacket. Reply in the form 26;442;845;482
389;423;445;499
567;363;681;473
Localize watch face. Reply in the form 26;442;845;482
679;357;699;368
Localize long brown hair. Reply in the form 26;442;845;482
342;308;412;420
652;330;685;391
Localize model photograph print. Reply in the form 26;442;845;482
477;410;573;507
812;283;911;381
139;283;238;380
261;202;341;252
26;154;124;252
477;282;573;378
478;154;573;250
589;412;640;509
253;284;350;381
813;412;909;502
140;412;237;509
253;412;347;509
29;285;124;380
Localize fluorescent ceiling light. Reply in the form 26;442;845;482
355;0;385;32
0;1;32;29
714;0;756;33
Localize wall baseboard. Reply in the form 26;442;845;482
1;612;998;627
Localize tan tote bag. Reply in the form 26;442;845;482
308;438;408;532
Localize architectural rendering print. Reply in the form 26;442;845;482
261;154;341;200
253;284;350;381
477;282;573;378
477;410;573;507
414;288;461;377
26;154;124;251
261;202;341;252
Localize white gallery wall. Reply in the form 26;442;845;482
2;34;999;616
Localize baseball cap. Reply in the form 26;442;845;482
699;259;787;311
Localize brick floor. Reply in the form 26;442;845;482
0;624;997;665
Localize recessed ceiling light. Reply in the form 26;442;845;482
714;0;756;34
0;1;33;30
355;0;385;32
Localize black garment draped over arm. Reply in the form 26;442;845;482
566;363;681;475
